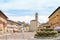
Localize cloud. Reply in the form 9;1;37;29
7;15;49;23
0;0;37;10
0;0;60;10
8;16;35;23
0;0;60;23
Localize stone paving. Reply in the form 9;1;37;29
0;32;60;40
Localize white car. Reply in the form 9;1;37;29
55;26;60;33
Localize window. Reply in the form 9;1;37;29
57;15;58;16
57;22;58;24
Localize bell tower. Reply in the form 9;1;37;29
35;12;38;28
30;12;39;31
35;12;38;22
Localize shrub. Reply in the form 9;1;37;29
40;28;54;31
34;28;58;38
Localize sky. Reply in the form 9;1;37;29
0;0;60;23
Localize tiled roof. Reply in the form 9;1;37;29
0;10;8;18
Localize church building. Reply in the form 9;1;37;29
30;13;39;31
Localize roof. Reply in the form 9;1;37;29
0;10;8;18
7;20;16;23
25;24;30;27
17;21;23;25
31;20;36;21
48;7;60;18
35;12;38;15
7;20;21;25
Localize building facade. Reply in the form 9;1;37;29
38;23;49;29
0;11;8;33
30;20;37;31
30;13;39;31
48;7;60;28
24;24;30;32
7;20;21;33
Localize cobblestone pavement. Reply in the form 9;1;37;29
0;32;60;40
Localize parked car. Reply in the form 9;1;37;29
55;26;60;33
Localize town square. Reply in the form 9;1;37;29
0;0;60;40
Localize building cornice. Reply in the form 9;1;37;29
0;10;8;18
48;7;60;18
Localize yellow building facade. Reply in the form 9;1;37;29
7;20;21;33
24;24;30;32
48;7;60;28
0;11;8;33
